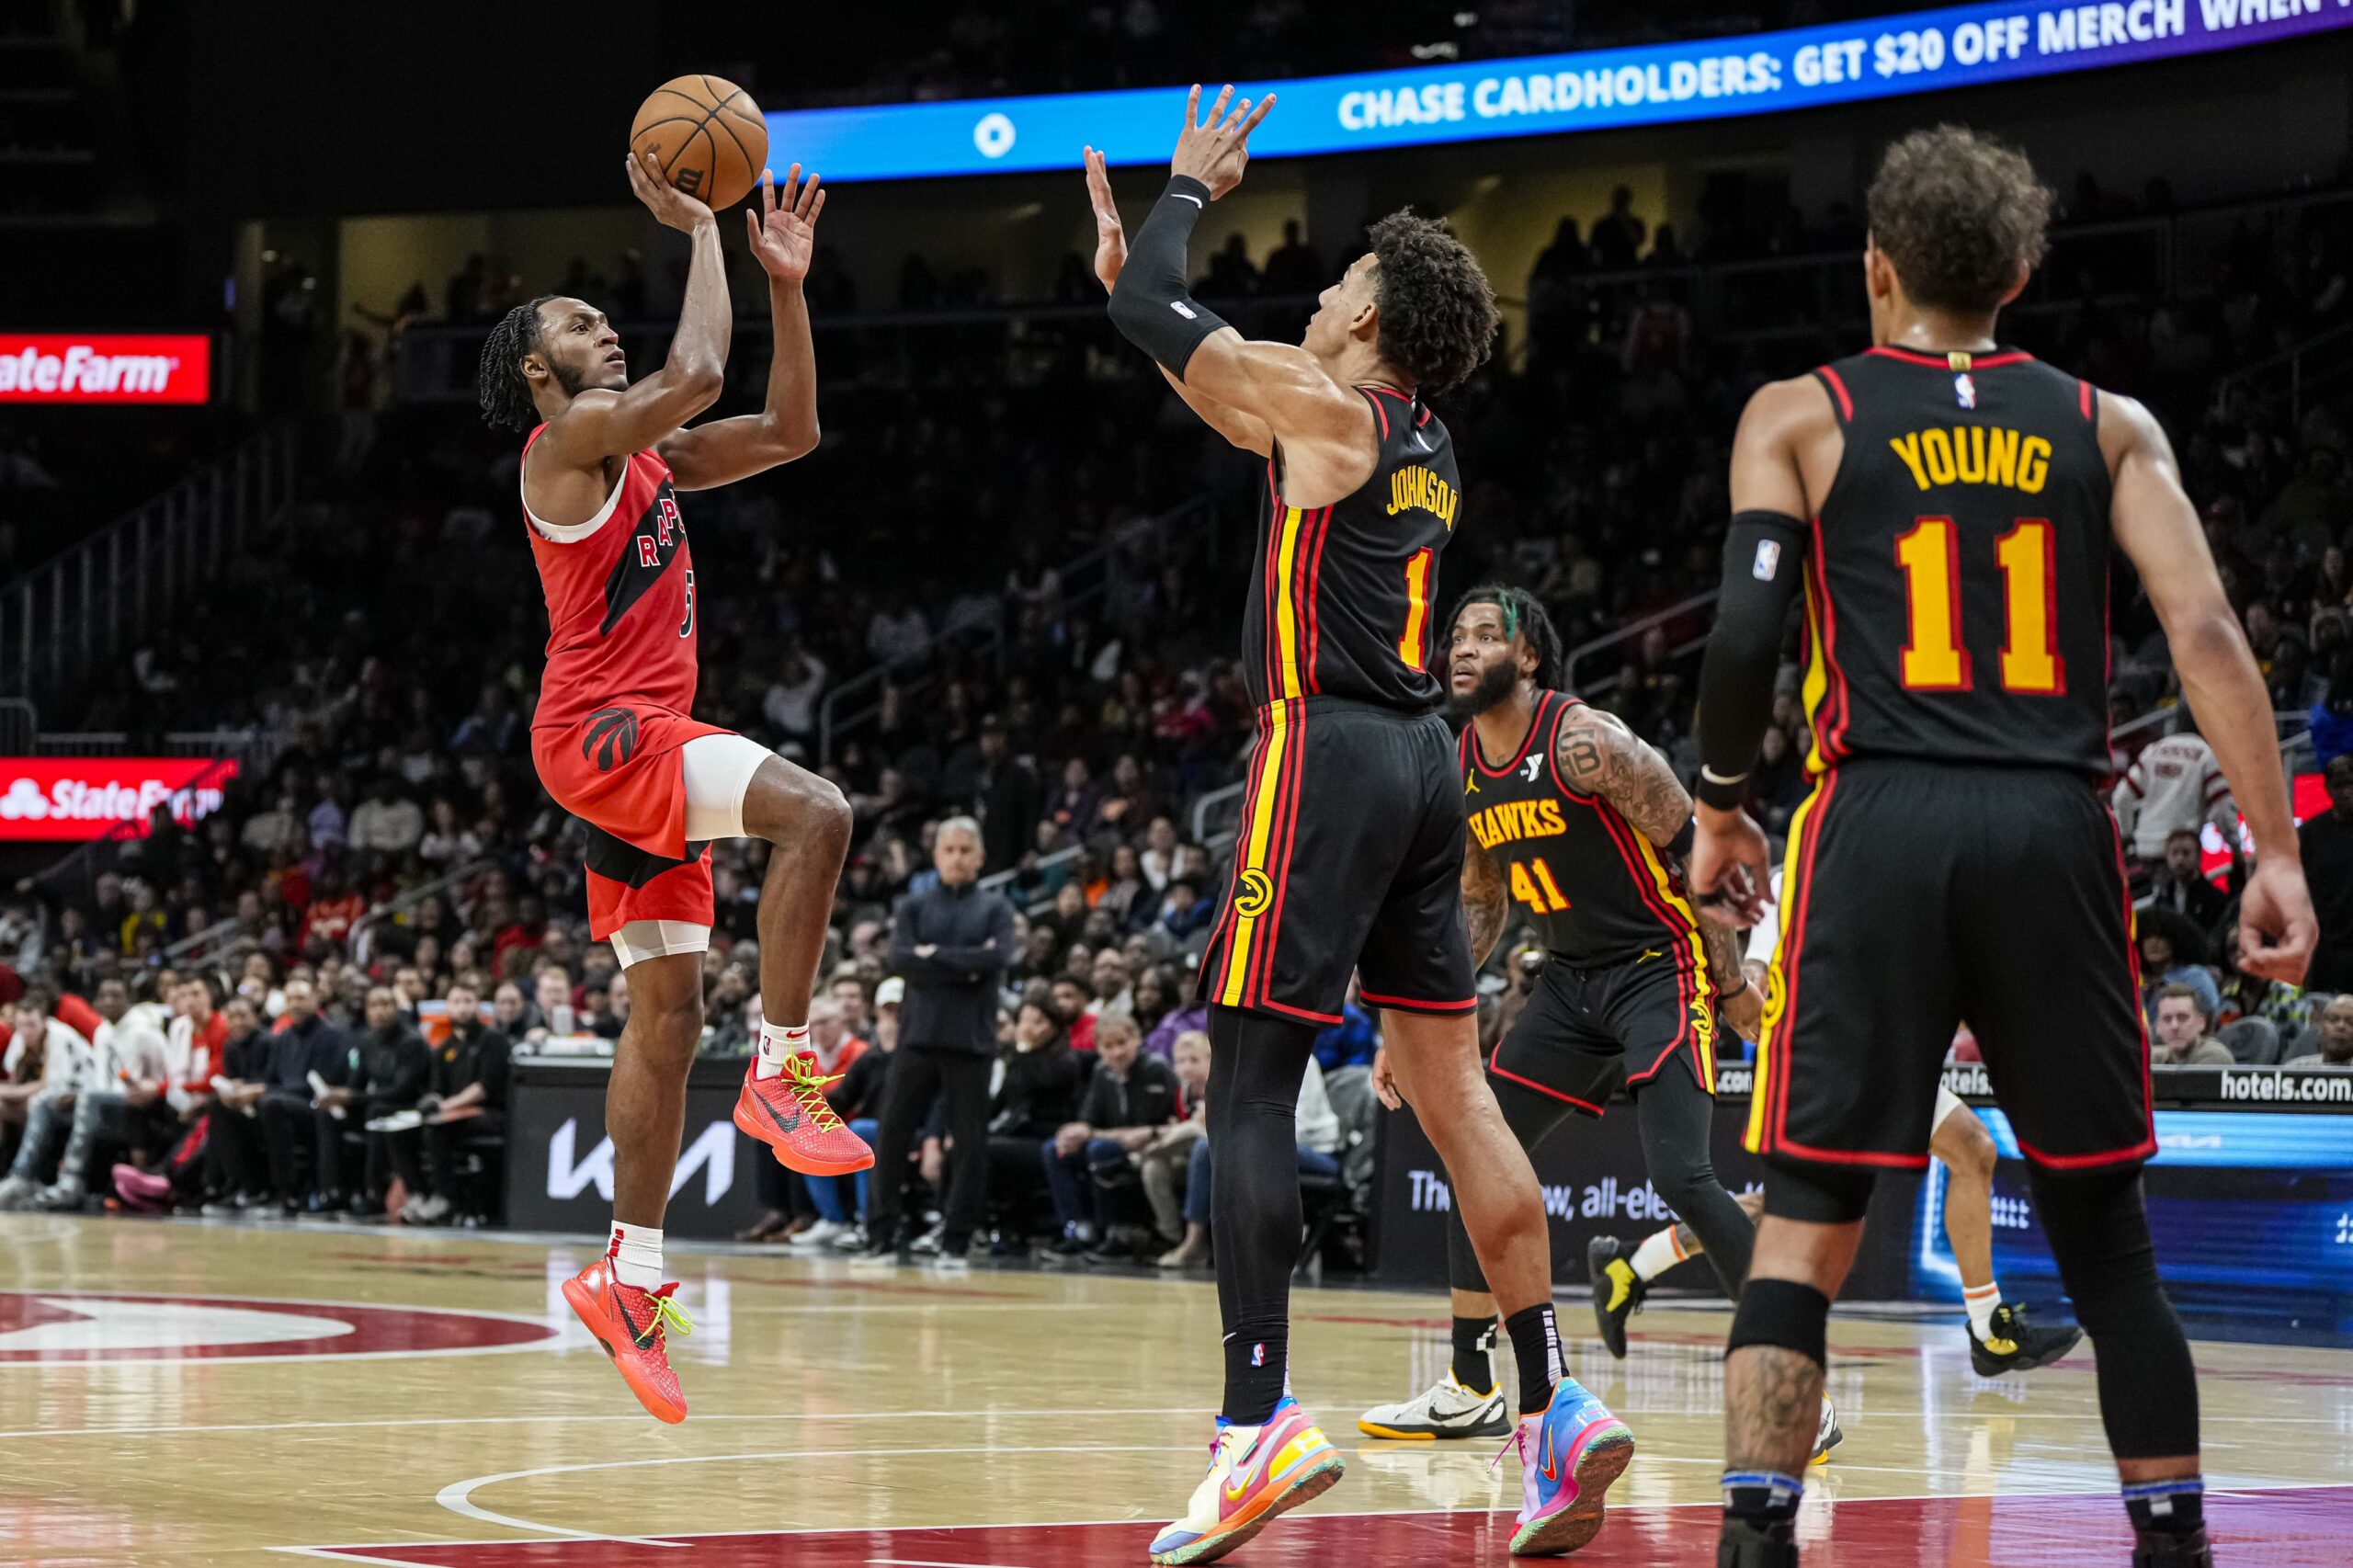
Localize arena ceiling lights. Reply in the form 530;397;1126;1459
763;0;2352;183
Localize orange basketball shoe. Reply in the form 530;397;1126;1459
562;1256;692;1424
733;1051;875;1176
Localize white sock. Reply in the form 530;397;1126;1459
1963;1281;2003;1342
608;1221;665;1290
1629;1224;1688;1282
756;1021;810;1081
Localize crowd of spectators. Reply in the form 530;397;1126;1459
6;163;2353;1265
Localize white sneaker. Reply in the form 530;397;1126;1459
786;1219;847;1250
0;1176;37;1210
1812;1393;1843;1464
828;1225;869;1252
1356;1373;1510;1439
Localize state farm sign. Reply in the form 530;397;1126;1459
0;758;237;841
0;335;210;404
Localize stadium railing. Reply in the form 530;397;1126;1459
817;492;1215;765
1560;588;1720;697
0;423;298;724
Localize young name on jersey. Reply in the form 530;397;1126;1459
1885;425;2053;494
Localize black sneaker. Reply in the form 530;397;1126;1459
1083;1232;1135;1264
2131;1527;2211;1568
1717;1517;1798;1568
1587;1235;1648;1360
1970;1301;2084;1376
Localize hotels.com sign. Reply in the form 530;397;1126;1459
0;758;236;841
0;334;210;403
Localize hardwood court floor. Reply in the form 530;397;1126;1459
2;1215;2348;1566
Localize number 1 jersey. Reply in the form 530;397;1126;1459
1799;346;2113;779
1240;384;1461;714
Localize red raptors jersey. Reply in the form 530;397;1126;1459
523;426;699;732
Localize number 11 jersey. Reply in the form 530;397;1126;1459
1800;346;2112;779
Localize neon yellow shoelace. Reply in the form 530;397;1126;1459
642;1288;694;1345
782;1054;847;1134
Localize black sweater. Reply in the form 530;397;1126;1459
992;1042;1082;1137
889;881;1017;1055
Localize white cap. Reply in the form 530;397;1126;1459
875;976;905;1007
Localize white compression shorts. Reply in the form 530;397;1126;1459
607;731;776;970
1931;1084;1968;1134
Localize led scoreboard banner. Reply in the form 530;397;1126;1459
762;1;2351;184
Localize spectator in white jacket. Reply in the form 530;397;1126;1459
30;977;168;1209
0;986;96;1206
2112;722;2237;863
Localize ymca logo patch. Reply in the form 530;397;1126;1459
1520;752;1544;783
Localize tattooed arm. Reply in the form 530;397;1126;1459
1462;840;1510;970
1556;705;1762;1039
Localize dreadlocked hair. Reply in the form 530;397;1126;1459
1451;583;1562;690
1366;210;1499;397
476;294;559;431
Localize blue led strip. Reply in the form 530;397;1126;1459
763;1;2353;183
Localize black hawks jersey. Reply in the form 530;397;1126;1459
1461;690;1707;971
1801;346;2113;778
1241;384;1461;713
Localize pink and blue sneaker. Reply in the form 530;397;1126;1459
1506;1378;1635;1556
1149;1397;1345;1565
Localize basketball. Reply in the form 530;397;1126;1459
629;74;767;210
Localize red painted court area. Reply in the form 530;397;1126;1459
303;1487;2353;1567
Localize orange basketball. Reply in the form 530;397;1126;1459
630;74;767;210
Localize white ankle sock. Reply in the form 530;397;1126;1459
609;1221;665;1290
1629;1224;1687;1282
1963;1281;2003;1341
756;1021;810;1080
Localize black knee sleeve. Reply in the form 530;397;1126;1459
2029;1164;2198;1460
1726;1278;1829;1368
1762;1160;1876;1225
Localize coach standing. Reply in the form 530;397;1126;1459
864;817;1015;1265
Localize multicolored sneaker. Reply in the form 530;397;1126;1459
1149;1398;1345;1565
561;1256;692;1425
733;1051;875;1176
1506;1379;1635;1557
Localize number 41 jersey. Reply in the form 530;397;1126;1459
1800;347;2113;778
1240;384;1461;714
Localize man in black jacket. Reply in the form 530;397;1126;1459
255;977;349;1214
968;718;1041;875
861;817;1016;1265
400;980;512;1226
200;996;276;1212
316;986;431;1217
1040;1012;1183;1259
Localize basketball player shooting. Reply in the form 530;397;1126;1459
1088;90;1623;1562
1683;128;2317;1568
476;152;869;1425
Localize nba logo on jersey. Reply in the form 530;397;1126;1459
1954;372;1977;409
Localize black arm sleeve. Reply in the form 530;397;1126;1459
1694;510;1807;810
1106;176;1231;378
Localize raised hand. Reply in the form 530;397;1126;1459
745;164;826;283
1083;145;1127;292
1170;84;1275;200
626;148;715;233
